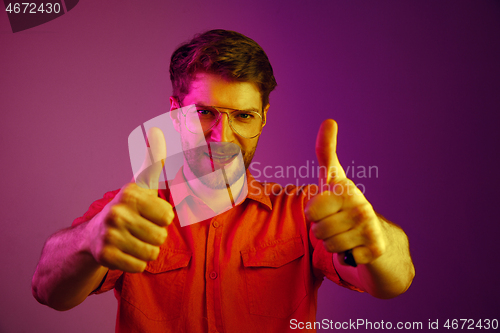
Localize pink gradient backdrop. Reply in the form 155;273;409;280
1;0;499;331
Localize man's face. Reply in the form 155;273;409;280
171;72;268;189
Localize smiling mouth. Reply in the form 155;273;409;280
205;152;238;164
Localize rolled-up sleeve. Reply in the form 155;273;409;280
72;189;123;294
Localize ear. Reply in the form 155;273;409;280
169;96;182;133
262;103;270;127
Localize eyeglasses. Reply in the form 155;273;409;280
177;100;265;139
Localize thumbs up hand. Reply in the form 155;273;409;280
85;127;175;273
305;120;387;266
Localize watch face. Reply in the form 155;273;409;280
128;107;248;227
4;0;79;33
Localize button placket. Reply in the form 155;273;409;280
206;218;217;331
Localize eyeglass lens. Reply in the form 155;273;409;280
183;105;263;138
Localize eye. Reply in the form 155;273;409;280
195;106;216;117
197;109;212;115
236;112;255;119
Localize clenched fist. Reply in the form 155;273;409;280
85;127;174;273
305;120;387;266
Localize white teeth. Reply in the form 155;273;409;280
213;154;235;158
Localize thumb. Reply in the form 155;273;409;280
135;127;167;192
315;119;346;191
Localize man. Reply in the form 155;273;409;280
32;30;414;332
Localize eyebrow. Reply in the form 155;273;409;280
195;102;261;113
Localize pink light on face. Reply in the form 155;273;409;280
128;106;247;227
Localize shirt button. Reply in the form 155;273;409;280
212;221;219;228
209;271;218;279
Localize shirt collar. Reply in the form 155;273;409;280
245;170;273;210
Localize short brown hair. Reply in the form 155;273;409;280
170;29;277;108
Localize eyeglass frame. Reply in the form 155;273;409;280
176;97;266;139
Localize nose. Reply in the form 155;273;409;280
208;112;234;142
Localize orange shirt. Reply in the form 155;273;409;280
73;171;362;333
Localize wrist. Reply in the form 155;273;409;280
80;216;103;268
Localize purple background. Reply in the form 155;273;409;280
1;0;499;331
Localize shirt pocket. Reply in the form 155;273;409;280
121;248;192;321
241;236;307;318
